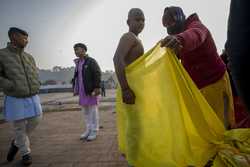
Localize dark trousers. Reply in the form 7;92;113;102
226;0;250;111
227;0;250;112
101;88;106;97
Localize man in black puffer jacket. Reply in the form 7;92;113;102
72;43;101;141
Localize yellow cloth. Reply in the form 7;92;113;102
116;45;250;167
200;72;235;128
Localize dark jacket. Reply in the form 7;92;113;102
226;0;250;111
226;0;250;78
176;14;226;89
72;56;101;95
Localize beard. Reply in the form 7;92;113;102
167;22;184;35
16;42;27;49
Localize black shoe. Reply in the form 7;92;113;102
22;154;32;166
7;140;19;162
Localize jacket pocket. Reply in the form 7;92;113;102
3;79;15;92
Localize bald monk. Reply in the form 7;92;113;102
113;8;145;105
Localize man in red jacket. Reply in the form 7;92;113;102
161;6;235;129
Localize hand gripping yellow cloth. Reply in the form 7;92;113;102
116;45;250;167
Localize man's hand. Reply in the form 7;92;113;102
122;88;136;104
91;88;101;96
160;35;182;54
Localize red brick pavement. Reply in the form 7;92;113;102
0;109;127;167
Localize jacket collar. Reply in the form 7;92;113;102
185;13;200;29
7;42;24;54
74;54;89;64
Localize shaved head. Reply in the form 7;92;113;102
126;8;145;35
128;8;144;19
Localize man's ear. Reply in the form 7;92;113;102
9;33;16;42
127;19;130;26
162;15;166;27
13;33;20;42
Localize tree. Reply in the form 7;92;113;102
52;66;62;72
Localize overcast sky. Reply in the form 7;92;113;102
0;0;230;71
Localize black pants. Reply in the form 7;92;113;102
101;88;106;97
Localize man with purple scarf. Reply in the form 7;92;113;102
72;43;101;141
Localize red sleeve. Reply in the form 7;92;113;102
176;21;208;53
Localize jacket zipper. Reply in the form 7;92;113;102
82;57;90;95
19;53;31;96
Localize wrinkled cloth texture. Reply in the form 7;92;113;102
200;72;235;129
176;14;226;89
116;45;250;167
72;56;101;96
227;0;250;112
74;58;98;106
234;97;250;128
0;43;40;97
4;95;42;122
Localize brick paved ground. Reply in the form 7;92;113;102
0;90;127;167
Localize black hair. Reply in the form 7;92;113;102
73;43;87;51
8;27;28;39
164;6;186;22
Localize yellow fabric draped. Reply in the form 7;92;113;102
116;45;250;167
200;72;235;128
